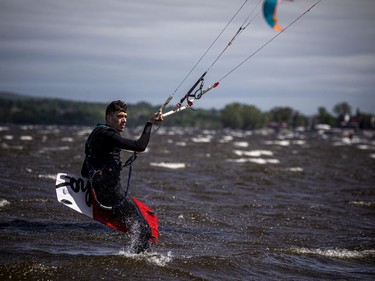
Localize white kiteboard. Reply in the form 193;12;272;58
55;173;92;217
55;173;159;242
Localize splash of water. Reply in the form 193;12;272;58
118;249;173;267
0;198;10;208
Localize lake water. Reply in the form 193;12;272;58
0;124;374;280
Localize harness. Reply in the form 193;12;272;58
85;125;137;210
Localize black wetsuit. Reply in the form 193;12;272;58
81;122;152;206
81;122;153;252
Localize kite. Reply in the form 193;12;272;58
263;0;283;31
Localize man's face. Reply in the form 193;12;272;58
107;111;127;132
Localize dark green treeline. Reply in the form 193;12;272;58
0;93;373;130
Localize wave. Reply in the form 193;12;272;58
233;149;274;157
219;135;234;143
38;174;56;180
227;158;280;164
150;162;186;169
0;198;10;208
264;140;290;146
191;136;212;143
230;149;279;164
61;137;74;142
175;141;187;147
2;135;14;140
348;201;375;207
20;135;33;141
1;143;24;150
233;141;249;148
263;139;306;146
285;167;304;172
39;146;70;153
289;247;375;259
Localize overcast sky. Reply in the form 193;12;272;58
0;0;374;115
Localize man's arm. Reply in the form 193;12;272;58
108;122;153;152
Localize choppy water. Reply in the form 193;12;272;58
0;124;374;280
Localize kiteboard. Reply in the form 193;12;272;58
55;173;158;243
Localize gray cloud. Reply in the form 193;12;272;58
0;0;374;115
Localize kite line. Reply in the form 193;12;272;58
159;0;321;118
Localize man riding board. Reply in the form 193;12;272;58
81;100;162;252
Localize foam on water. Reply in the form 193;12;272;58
3;135;14;140
117;220;173;266
1;143;23;150
233;149;274;157
286;167;304;172
292;140;307;145
0;199;10;208
264;140;291;146
39;146;70;153
150;162;186;169
290;247;375;259
348;201;375;207
356;144;370;150
191;136;212;143
38;174;57;180
76;128;92;137
20;135;33;141
61;137;74;142
227;158;280;164
219;135;234;143
250;158;279;164
233;141;248;148
117;250;173;267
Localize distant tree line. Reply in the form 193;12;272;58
0;92;373;130
0;94;105;125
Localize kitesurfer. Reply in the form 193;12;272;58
81;100;162;253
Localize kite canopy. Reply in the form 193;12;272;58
263;0;283;31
